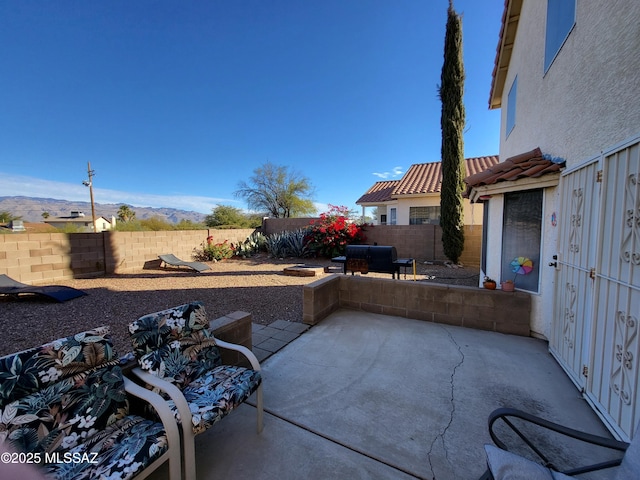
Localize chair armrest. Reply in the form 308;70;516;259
215;338;262;371
130;367;194;434
488;407;628;475
123;376;181;445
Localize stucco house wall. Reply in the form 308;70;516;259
499;1;639;162
483;0;640;339
372;196;482;226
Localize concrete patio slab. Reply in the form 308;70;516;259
149;309;614;479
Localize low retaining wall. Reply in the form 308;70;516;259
209;311;253;367
303;275;531;336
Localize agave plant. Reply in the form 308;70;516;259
265;233;288;258
285;228;311;258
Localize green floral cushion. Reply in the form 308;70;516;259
129;302;262;435
0;326;117;404
0;327;171;480
129;302;222;390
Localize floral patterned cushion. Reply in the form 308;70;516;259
0;327;170;480
129;302;262;435
167;365;262;435
43;416;168;480
0;326;117;404
129;302;222;390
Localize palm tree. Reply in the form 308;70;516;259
117;205;136;223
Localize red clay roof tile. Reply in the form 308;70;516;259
355;180;400;204
356;156;499;204
463;147;565;198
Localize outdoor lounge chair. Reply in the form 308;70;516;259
0;274;87;302
128;301;263;480
480;407;638;479
158;254;211;273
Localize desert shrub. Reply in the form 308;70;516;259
233;232;266;257
193;238;234;261
285;228;311;258
264;232;288;258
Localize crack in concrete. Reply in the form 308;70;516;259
426;326;465;479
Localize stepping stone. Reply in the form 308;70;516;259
282;265;324;277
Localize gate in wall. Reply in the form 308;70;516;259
551;137;640;441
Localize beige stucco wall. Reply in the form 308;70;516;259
364;196;483;226
500;0;640;164
486;0;640;339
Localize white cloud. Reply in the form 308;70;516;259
372;166;404;179
0;173;233;214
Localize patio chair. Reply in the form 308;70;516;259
0;326;181;480
480;407;637;479
128;301;263;480
0;274;87;302
158;254;211;273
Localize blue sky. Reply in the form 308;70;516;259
0;0;503;216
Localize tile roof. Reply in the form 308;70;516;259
356;156;500;204
393;156;500;196
463;147;565;198
355;180;399;204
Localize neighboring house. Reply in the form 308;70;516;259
465;0;640;440
45;211;115;232
356;156;499;226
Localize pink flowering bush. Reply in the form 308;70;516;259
307;205;368;258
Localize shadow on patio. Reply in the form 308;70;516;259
148;309;612;479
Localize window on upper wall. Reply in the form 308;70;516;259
501;189;543;293
389;208;397;225
506;76;517;136
544;0;576;72
409;206;441;225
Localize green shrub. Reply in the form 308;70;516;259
193;238;234;261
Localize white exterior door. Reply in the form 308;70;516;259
552;137;640;441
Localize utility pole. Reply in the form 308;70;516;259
83;162;97;233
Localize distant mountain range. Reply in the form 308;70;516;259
0;196;206;224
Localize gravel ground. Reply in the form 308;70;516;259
0;255;479;357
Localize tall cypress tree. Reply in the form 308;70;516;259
439;0;466;264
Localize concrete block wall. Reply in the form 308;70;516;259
106;230;207;273
262;217;319;235
0;229;257;283
209;311;254;368
0;232;105;284
303;274;531;336
262;219;482;266
363;224;481;266
303;274;341;325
